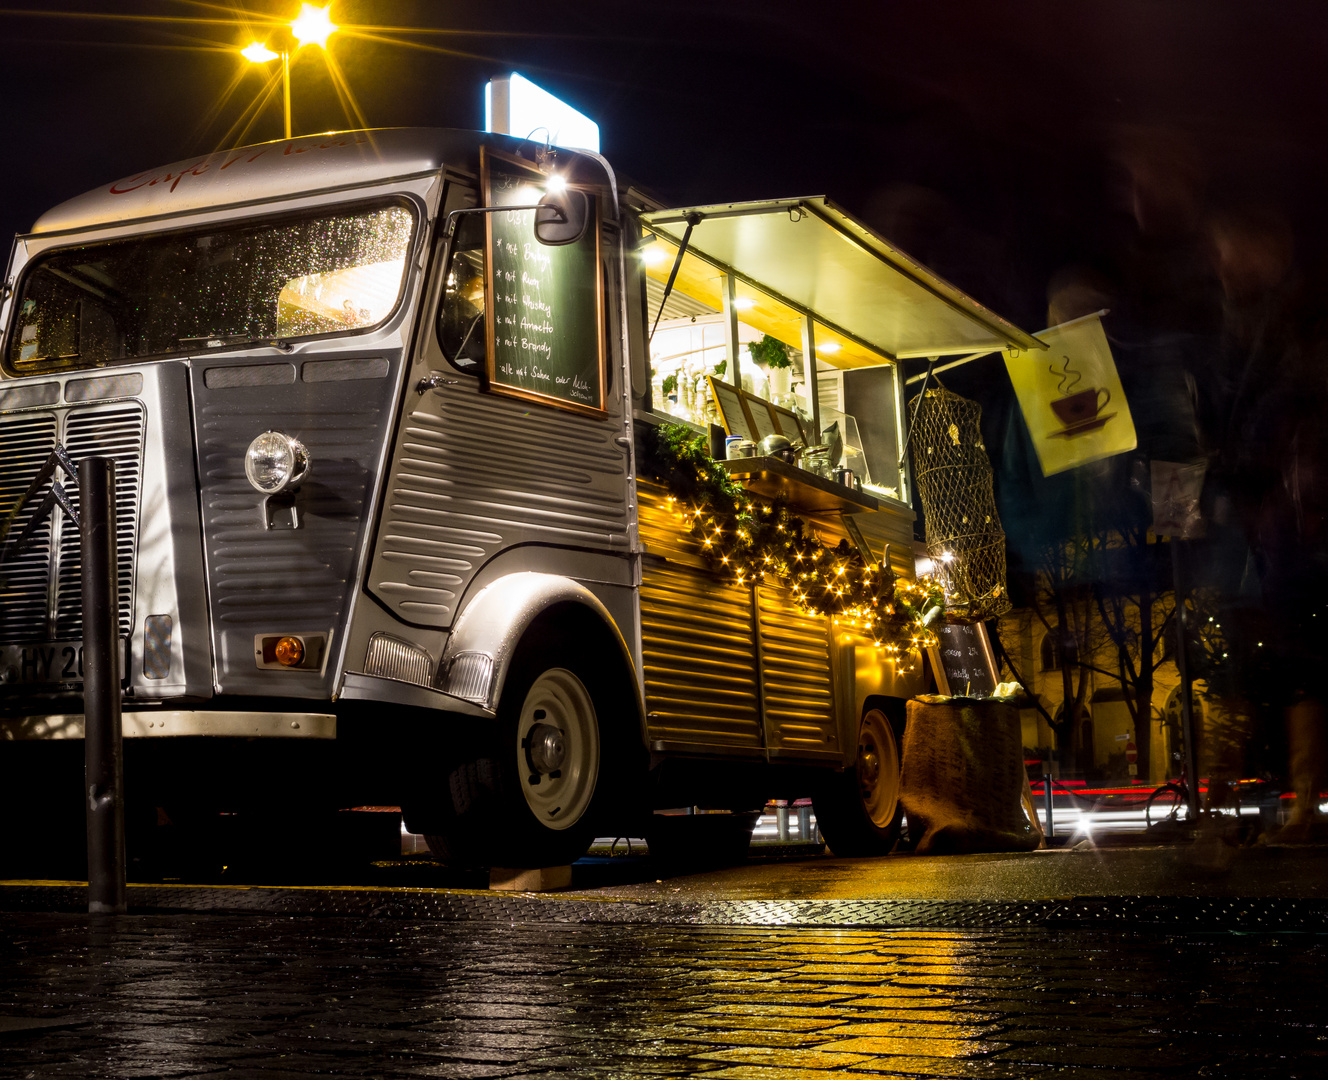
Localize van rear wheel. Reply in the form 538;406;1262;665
812;707;903;856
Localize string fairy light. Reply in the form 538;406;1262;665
643;424;944;669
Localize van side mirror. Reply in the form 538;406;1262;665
534;189;589;246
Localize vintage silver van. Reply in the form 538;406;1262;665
0;128;1038;868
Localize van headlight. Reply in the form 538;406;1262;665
244;431;310;494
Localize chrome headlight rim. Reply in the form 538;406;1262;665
244;430;310;495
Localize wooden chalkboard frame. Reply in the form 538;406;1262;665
707;375;755;441
746;395;780;444
928;621;999;698
480;148;607;418
771;402;811;444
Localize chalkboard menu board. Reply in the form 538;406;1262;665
928;622;998;698
481;149;605;416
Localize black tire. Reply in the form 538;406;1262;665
812;706;904;856
424;625;632;869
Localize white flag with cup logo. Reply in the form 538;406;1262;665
1004;312;1137;476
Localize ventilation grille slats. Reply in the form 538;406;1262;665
0;403;143;644
0;414;58;643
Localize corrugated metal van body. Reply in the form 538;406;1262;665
635;478;925;758
0;130;468;705
366;373;632;631
637;477;845;758
757;584;837;754
190;351;404;697
365;180;632;638
635;480;763;750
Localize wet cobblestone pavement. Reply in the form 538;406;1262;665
4;880;1328;933
2;912;1326;1078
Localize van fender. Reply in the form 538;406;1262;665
437;572;643;725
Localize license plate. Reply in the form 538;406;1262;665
0;639;129;687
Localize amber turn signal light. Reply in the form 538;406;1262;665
274;636;305;667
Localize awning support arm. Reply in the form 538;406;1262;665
904;348;999;386
648;213;702;344
898;356;939;471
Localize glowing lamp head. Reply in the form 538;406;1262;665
545;173;567;195
241;41;279;64
290;3;337;49
244;431;310;494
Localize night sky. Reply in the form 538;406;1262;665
3;0;1326;504
2;2;1324;326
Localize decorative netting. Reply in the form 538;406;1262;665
908;384;1011;621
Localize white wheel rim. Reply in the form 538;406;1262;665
515;668;599;830
858;709;900;828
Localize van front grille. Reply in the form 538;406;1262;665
0;403;144;644
0;414;58;643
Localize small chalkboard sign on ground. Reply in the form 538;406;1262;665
481;148;605;417
928;621;999;698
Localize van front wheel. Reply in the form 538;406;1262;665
812;707;903;856
512;667;601;833
424;645;610;869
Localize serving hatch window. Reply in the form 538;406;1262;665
7;201;415;374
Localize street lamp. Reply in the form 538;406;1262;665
242;3;338;139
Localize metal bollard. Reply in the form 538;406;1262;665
80;458;126;916
797;804;812;841
775;801;790;842
1043;769;1054;841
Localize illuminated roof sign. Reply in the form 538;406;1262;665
485;73;600;154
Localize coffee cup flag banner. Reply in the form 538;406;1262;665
1004;312;1136;476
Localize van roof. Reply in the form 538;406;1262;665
28;127;579;236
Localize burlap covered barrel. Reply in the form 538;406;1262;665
900;699;1043;854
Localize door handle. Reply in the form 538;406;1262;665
416;371;459;395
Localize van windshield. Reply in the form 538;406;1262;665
7;201;415;374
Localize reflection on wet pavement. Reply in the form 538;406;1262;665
2;914;1324;1077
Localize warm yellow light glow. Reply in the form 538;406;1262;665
733;297;756;311
641;244;669;267
291;3;337;49
545;173;567;195
241;40;279;63
818;341;841;353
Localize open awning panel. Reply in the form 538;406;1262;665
642;197;1042;361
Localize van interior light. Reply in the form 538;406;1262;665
641;245;668;267
545;173;567;195
245;431;310;494
819;341;841;353
733;297;756;311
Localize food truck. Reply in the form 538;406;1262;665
0;128;1040;868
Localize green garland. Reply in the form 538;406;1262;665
641;424;942;659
